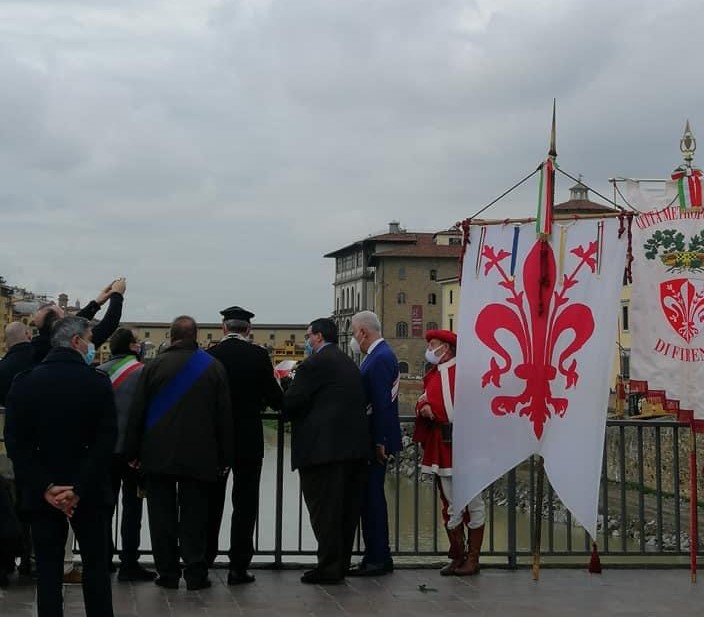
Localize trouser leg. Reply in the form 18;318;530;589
360;458;389;564
31;510;67;617
229;459;262;572
146;474;180;579
204;474;227;567
119;464;144;566
71;506;114;617
178;478;210;584
341;460;367;573
300;462;347;579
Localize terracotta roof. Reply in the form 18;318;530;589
323;233;418;257
553;199;617;213
370;233;461;259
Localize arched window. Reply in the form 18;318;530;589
396;321;408;338
397;292;406;304
357;292;360;310
346;288;350;308
428;293;437;305
426;321;438;332
429;269;437;281
399;361;409;374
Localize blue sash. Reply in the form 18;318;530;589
145;349;214;431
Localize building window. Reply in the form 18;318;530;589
449;317;454;331
399;267;406;280
397;292;406;304
346;288;350;308
336;297;339;312
249;333;254;340
622;305;629;332
428;293;437;305
290;334;296;341
145;331;150;339
269;333;275;340
430;269;437;281
449;289;454;304
396;321;408;338
399;361;409;374
207;333;212;340
357;292;360;310
426;321;438;332
357;252;362;267
449;237;462;246
620;352;630;379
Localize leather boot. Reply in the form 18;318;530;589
439;525;466;576
454;525;484;576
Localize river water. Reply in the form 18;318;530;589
127;426;639;561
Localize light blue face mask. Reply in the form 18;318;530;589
80;338;96;365
304;338;314;356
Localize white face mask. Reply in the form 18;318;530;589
349;334;362;354
424;344;446;365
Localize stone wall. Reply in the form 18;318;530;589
603;422;704;499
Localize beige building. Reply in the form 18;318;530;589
112;322;308;365
325;222;462;377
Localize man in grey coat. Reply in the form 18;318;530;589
98;328;155;582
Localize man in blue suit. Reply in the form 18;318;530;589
348;311;402;576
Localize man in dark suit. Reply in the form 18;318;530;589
205;306;282;584
0;322;33;406
124;316;234;591
283;318;369;585
4;316;117;617
348;310;402;576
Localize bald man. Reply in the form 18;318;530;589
0;322;33;406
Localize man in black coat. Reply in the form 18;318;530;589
283;318;369;585
205;306;282;584
4;316;117;617
124;316;234;591
0;322;34;580
0;322;33;406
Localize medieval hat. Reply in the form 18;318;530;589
425;329;457;347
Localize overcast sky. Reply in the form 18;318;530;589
0;0;701;323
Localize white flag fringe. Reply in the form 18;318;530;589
628;180;704;421
454;218;626;538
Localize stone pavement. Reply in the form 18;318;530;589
1;567;703;616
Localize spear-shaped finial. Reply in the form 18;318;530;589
680;120;696;167
548;98;557;160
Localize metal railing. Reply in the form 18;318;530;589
2;408;702;567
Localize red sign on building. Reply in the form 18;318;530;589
411;305;423;337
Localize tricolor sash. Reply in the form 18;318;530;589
145;349;214;431
106;356;142;390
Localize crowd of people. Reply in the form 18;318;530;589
0;279;485;616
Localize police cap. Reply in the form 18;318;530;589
220;306;255;322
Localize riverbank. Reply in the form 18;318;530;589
393;424;702;551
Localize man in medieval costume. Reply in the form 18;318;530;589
413;330;485;576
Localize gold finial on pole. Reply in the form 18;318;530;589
680;120;696;167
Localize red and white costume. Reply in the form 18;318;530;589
413;358;456;477
414;331;484;531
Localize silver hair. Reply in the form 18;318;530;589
351;310;381;333
224;318;250;334
51;316;90;348
4;322;29;348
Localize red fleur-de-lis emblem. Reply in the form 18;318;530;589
659;278;704;344
474;239;596;438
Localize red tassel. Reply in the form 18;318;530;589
588;541;602;574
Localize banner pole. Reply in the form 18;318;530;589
532;455;545;581
690;425;698;583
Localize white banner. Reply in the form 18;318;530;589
454;218;626;537
628;181;704;419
